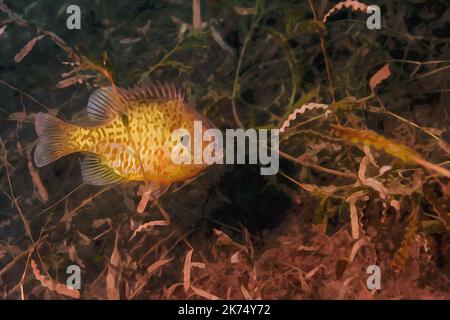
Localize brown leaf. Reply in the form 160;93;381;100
8;111;31;122
15;35;46;63
298;244;320;252
369;64;391;92
358;156;388;200
337;276;357;299
240;284;253;300
210;25;234;55
323;0;369;23
332;125;450;178
76;230;92;246
55;75;91;89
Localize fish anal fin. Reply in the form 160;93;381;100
81;154;126;186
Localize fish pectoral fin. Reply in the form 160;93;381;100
81;154;126;186
87;87;125;124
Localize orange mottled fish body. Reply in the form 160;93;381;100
34;84;212;185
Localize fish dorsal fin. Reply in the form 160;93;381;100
87;87;125;124
119;82;184;103
81;154;126;186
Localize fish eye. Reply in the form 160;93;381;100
180;134;190;146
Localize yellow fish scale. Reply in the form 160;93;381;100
68;99;205;183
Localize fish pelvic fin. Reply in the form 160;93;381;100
34;112;77;167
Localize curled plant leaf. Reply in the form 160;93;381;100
230;251;240;263
27;151;48;202
183;249;205;294
192;0;202;30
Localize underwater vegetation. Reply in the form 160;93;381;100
0;0;449;299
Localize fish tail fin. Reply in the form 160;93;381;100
34;112;78;167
